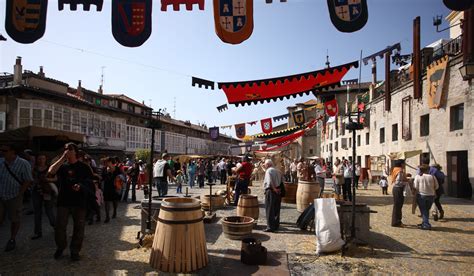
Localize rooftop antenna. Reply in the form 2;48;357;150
325;49;331;68
100;66;105;88
173;97;176;118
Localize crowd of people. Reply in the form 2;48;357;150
0;143;149;260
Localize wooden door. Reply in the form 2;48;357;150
447;151;471;198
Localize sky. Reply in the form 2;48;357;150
0;0;450;137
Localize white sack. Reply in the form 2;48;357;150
314;198;345;254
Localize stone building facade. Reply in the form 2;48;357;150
0;57;238;157
320;53;473;199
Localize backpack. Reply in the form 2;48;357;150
297;204;315;231
114;174;126;194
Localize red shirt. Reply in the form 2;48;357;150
239;162;253;180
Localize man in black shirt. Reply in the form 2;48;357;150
48;143;93;261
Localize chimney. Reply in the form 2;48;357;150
98;85;103;94
77;80;83;97
13;56;22;85
371;59;377;84
38;66;45;78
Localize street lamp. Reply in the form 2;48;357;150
459;62;474;80
145;108;163;234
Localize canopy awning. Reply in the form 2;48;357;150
388;150;422;160
0;126;84;143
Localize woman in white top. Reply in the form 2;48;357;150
414;165;439;230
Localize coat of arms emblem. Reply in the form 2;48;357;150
111;0;152;47
213;0;254;44
5;0;48;44
327;0;368;33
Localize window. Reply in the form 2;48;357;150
72;111;80;133
62;108;71;131
392;124;398;141
80;113;87;134
357;135;361;147
380;127;385;143
330;129;333;140
335;141;339;151
44;110;52;128
0;112;5;131
450;104;464;131
349;138;352;148
19;108;30;127
32;109;42;127
309;148;313;155
54;106;62;130
420;114;429;137
366;132;369;145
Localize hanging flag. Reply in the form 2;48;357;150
213;0;254;44
111;0;152;47
427;56;449;109
209;127;219;141
161;0;204;11
235;123;246;139
217;104;228;112
324;99;338;117
443;0;473;11
327;0;368;33
273;114;289;122
260;118;273;134
221;125;232;129
192;77;215;89
218;61;358;106
5;0;48;44
247;121;257;126
58;0;104;11
265;0;287;3
292;110;305;126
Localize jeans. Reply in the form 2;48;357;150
198;175;205;188
392;186;405;226
154;178;168;196
417;194;434;229
265;189;281;231
32;189;56;235
188;173;195;188
234;178;249;206
343;178;352;201
317;177;325;197
55;206;86;255
176;185;182;193
220;170;227;184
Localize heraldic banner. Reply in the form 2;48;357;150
260;118;273;134
235;123;246;139
292;110;306;126
209;127;219;141
426;56;449;109
324;99;338;117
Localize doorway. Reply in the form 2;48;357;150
446;151;471;199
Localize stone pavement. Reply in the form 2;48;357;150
0;182;473;275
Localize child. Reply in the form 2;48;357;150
379;176;388;195
176;170;184;194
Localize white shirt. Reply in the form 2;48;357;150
290;163;297;172
414;174;439;196
263;167;282;190
314;165;324;178
218;161;226;170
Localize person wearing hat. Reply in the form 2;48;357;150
153;153;175;197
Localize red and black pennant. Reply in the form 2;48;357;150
5;0;48;44
111;0;152;47
218;61;358;106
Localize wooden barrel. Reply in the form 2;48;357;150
282;182;297;204
237;195;259;220
221;216;254;240
150;197;208;273
200;195;225;210
296;180;320;212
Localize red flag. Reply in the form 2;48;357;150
260;118;273;134
325;99;338;117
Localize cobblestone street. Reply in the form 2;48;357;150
1;182;473;275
